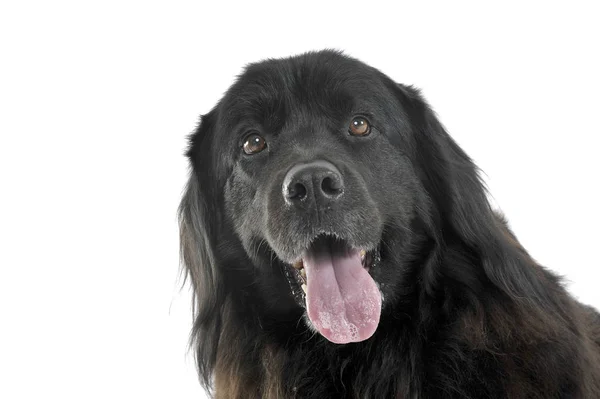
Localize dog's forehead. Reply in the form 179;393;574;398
223;53;383;114
242;53;378;91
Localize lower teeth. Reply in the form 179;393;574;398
360;249;366;264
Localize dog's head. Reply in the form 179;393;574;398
180;50;531;359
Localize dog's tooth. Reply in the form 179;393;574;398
360;249;366;260
301;283;307;293
292;260;304;270
300;268;306;279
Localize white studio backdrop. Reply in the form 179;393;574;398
0;1;598;398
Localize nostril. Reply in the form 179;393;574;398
282;161;344;205
321;176;343;196
288;182;307;200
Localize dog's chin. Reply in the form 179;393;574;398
271;233;384;344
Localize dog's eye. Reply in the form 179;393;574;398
243;132;267;155
349;116;371;136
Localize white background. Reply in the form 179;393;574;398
1;1;598;398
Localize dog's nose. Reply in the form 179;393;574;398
283;160;344;207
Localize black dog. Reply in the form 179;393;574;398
179;50;600;398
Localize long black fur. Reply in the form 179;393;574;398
179;50;600;398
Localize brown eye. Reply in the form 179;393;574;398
243;132;267;155
349;116;371;136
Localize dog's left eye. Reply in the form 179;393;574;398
349;116;371;136
243;132;267;155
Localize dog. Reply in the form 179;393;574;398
179;50;600;398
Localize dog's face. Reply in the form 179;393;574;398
185;51;441;344
182;52;578;396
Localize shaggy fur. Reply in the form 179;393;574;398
179;50;600;398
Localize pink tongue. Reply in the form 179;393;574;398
304;248;381;344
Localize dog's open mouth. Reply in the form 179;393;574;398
282;235;382;344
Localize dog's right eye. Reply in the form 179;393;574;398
349;116;371;136
243;132;267;155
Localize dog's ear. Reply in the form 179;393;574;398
392;83;554;305
179;110;223;389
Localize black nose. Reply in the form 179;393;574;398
283;160;344;207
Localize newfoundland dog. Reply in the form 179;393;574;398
179;50;600;398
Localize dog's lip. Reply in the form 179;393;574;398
279;231;380;265
291;246;373;270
